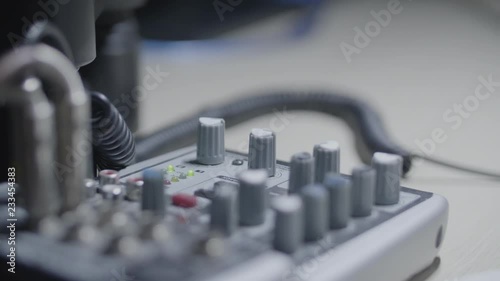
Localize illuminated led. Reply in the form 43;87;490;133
166;165;175;173
171;176;179;182
187;170;195;177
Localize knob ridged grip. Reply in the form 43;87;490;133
248;128;276;176
351;166;375;217
372;152;402;205
288;152;314;194
314;141;340;183
197;117;225;165
238;170;268;226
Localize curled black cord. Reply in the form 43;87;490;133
135;91;413;174
91;91;136;170
136;91;500;179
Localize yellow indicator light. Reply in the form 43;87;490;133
187;170;195;177
171;176;180;182
166;165;175;173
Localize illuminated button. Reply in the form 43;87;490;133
172;194;197;208
187;170;195;177
179;173;187;179
166;165;175;173
171;176;179;183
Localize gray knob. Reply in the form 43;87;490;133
323;174;351;229
248;128;276;176
314;141;340;183
197;117;225;165
272;195;304;253
141;170;167;218
210;183;238;235
288;152;314;194
351;166;376;217
301;184;329;241
238;170;268;226
372;153;402;205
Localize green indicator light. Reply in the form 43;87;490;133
171;176;179;182
166;165;175;173
187;170;195;177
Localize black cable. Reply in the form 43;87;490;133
135;91;413;174
136;90;500;179
412;153;500;179
91;91;136;170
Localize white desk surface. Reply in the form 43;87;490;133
138;0;500;280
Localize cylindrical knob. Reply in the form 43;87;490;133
210;183;238;235
126;177;144;201
101;184;124;201
248;128;276;176
99;169;119;186
141;170;167;218
351;166;376;217
288;152;314;194
238;170;268;226
314;141;340;183
372;152;402;205
323;174;351;229
301;184;329;241
272;195;304;253
197;117;225;165
84;179;99;198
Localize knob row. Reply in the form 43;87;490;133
196;117;278;175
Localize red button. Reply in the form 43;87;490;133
172;193;197;208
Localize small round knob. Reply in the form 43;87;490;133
272;195;304;253
141;170;167;218
351;166;375;217
314;141;340;183
238;169;268;226
99;169;119;186
210;183;239;236
300;184;329;241
323;174;351;229
248;128;276;176
101;184;124;201
372;152;402;205
288;152;314;194
125;177;144;201
197;117;225;165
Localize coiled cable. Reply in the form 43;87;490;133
91;91;136;170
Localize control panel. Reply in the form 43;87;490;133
0;117;449;281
